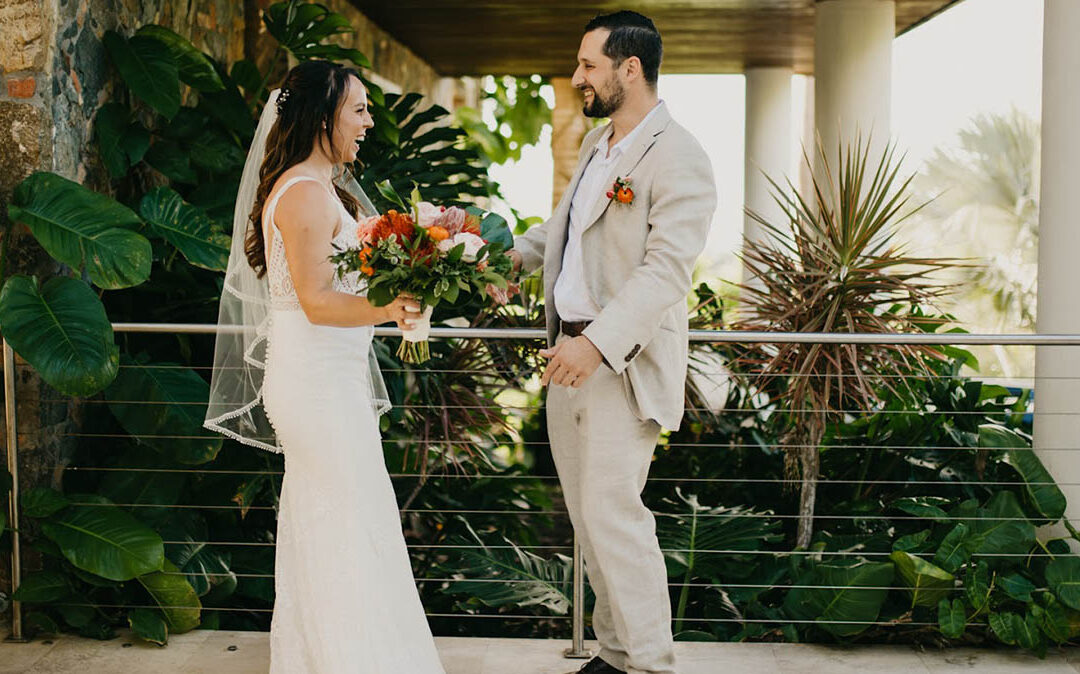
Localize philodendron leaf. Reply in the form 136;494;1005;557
890;496;951;522
105;357;222;465
964;561;991;612
937;598;966;639
139;186;230;271
989;425;1067;521
12;570;69;602
102;30;181;119
21;487;70;518
890;551;954;608
1000;572;1037;602
989;611;1018;645
934;523;973;574
7;172;151;289
135;25;224;93
1046;557;1080;610
128;608;168;646
41;500;164;581
0;276;119;396
137;559;201;635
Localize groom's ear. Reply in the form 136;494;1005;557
622;55;643;83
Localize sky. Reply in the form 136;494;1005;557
487;0;1044;279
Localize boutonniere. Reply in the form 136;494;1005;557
605;176;634;206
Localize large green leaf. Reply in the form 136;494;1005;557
967;491;1036;559
782;561;894;637
1000;572;1037;602
158;510;236;599
103;31;180;119
263;1;371;68
188;128;245;174
657;490;782;580
94;103;150;178
1046;557;1080;610
987;424;1067;521
135;25;224;93
7;172;150;289
933;523;973;574
139;187;230;271
136;559;201;634
106;357;222;464
12;570;69;602
0;276;119;396
145;139;198;184
890;551;954;608
441;522;573;614
964;561;991;611
128;608;168;646
21;487;70;518
41;501;164;581
937;598;966;639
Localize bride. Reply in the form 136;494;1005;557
203;60;446;673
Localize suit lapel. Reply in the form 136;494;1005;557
581;105;672;234
549;130;605;276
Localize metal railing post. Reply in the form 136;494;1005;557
563;534;593;659
3;339;25;642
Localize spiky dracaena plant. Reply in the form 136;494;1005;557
732;136;958;548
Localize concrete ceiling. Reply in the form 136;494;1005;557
350;0;963;77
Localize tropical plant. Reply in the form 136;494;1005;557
912;109;1040;332
455;75;553;165
0;0;536;644
733;136;959;548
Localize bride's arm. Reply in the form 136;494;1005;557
275;183;417;328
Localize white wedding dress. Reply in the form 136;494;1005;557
260;176;446;673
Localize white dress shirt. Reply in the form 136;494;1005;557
554;102;665;322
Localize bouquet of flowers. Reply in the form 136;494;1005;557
331;183;516;363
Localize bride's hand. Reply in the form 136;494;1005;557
384;294;422;330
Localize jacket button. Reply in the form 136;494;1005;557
625;344;641;362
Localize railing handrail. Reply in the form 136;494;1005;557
110;322;1080;346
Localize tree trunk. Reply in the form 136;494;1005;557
796;444;820;549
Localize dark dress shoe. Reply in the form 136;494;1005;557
567;656;626;674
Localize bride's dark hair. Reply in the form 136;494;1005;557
246;60;365;277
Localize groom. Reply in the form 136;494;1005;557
508;10;716;674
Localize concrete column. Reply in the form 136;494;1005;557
1034;0;1080;524
813;0;894;175
550;77;589;209
743;67;793;254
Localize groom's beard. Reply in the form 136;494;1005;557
582;79;625;118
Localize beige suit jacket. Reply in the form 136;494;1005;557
514;104;717;431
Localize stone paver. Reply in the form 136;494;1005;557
2;631;1078;673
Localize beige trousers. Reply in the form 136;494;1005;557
546;335;675;674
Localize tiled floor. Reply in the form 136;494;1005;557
1;631;1079;673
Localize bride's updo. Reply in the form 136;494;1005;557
246;60;365;277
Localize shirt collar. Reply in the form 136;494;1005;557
597;100;665;159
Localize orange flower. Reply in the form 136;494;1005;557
427;225;450;242
615;187;634;204
357;246;375;276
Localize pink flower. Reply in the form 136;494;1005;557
416;201;441;228
434;206;467;236
355;215;381;245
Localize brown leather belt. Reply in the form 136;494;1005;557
559;320;591;338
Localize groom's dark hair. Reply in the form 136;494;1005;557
584;11;663;87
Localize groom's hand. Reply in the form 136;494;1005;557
539;336;603;388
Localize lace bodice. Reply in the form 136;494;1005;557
264;176;365;310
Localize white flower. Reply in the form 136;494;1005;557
438;232;486;262
415;201;440;228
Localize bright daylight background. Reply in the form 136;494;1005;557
487;0;1043;292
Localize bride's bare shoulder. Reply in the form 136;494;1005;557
269;172;336;233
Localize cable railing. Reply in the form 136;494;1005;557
3;325;1078;656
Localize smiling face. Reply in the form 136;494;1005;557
329;75;374;163
572;28;626;118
